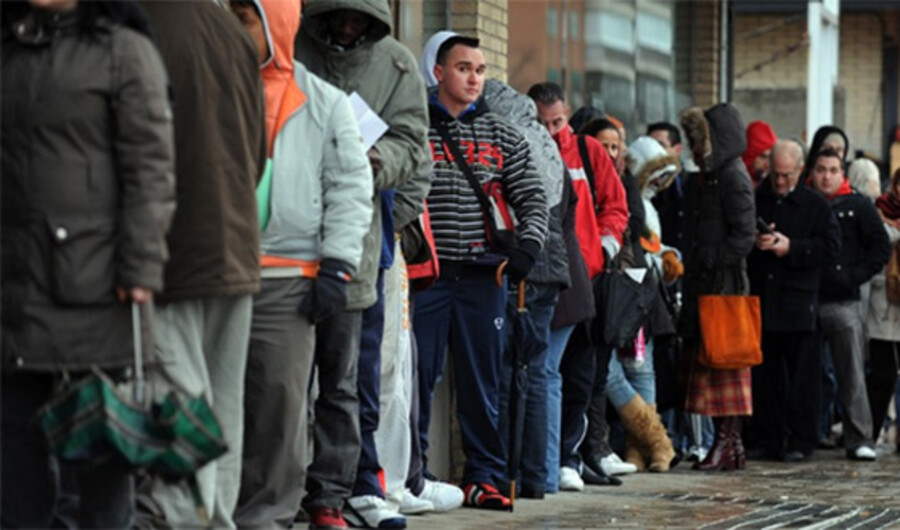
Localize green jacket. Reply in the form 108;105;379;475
296;0;429;310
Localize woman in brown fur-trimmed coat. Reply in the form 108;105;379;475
679;103;756;471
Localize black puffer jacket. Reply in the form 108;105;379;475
820;192;891;303
1;8;175;371
678;103;756;338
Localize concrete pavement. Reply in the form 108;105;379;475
404;446;900;529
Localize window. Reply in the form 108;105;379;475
547;6;559;38
585;11;634;53
569;11;580;39
636;12;672;53
637;75;670;124
547;69;561;83
586;72;634;123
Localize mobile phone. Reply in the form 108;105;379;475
756;217;773;234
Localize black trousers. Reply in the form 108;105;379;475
1;372;134;529
866;339;900;442
752;331;822;456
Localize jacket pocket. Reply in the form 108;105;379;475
46;216;117;306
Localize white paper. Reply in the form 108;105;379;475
624;268;648;284
349;92;389;151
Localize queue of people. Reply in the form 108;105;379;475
2;1;900;529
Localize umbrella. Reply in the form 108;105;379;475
36;303;227;522
496;264;547;511
593;268;656;349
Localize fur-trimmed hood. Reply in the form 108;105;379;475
627;135;680;197
680;102;746;173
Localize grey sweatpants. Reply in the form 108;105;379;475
819;300;874;450
136;295;252;529
235;278;316;528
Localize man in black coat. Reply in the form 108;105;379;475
808;149;890;461
748;139;841;462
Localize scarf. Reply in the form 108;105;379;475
876;191;900;221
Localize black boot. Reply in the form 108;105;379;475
581;456;622;486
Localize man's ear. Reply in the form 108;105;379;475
565;104;571;117
434;63;447;84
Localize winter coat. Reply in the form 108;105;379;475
552;173;596;328
679;104;757;338
142;1;265;301
552;125;630;277
652;172;688;253
250;0;373;277
819;192;891;303
425;99;548;263
296;0;430;310
867;222;900;341
748;180;841;333
483;80;569;287
1;9;175;371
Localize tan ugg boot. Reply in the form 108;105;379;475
623;432;646;471
645;403;676;472
617;395;676;473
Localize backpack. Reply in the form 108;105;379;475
887;242;900;305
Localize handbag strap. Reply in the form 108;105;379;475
577;134;599;210
435;121;495;221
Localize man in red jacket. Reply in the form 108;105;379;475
528;82;630;490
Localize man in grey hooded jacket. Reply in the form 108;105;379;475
296;1;430;527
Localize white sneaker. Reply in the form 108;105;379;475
559;466;584;491
852;445;877;461
600;454;638;476
418;479;463;512
399;489;434;515
344;495;407;528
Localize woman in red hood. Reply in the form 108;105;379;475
742;120;777;187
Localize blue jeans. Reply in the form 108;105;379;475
544;324;575;493
606;338;656;409
414;263;509;485
498;283;558;494
354;271;385;497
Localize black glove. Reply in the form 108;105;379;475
505;240;540;283
298;259;352;323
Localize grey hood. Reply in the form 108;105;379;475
302;0;392;48
483;79;564;207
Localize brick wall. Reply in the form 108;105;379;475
448;0;509;82
733;11;888;156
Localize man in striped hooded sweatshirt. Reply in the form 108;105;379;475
414;35;549;510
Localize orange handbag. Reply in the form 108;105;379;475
697;295;763;369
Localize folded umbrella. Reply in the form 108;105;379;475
496;265;547;511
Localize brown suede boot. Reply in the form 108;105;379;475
617;396;676;473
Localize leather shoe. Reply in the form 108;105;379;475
782;450;809;463
581;464;622;486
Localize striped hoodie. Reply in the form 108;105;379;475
426;98;548;263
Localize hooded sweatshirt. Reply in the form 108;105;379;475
804;125;850;179
296;0;429;309
252;0;373;277
742;120;777;185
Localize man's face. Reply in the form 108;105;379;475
811;155;844;196
649;129;682;157
770;152;801;197
536;100;570;137
326;9;370;47
754;149;772;175
596;129;621;161
435;44;486;108
231;3;268;64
